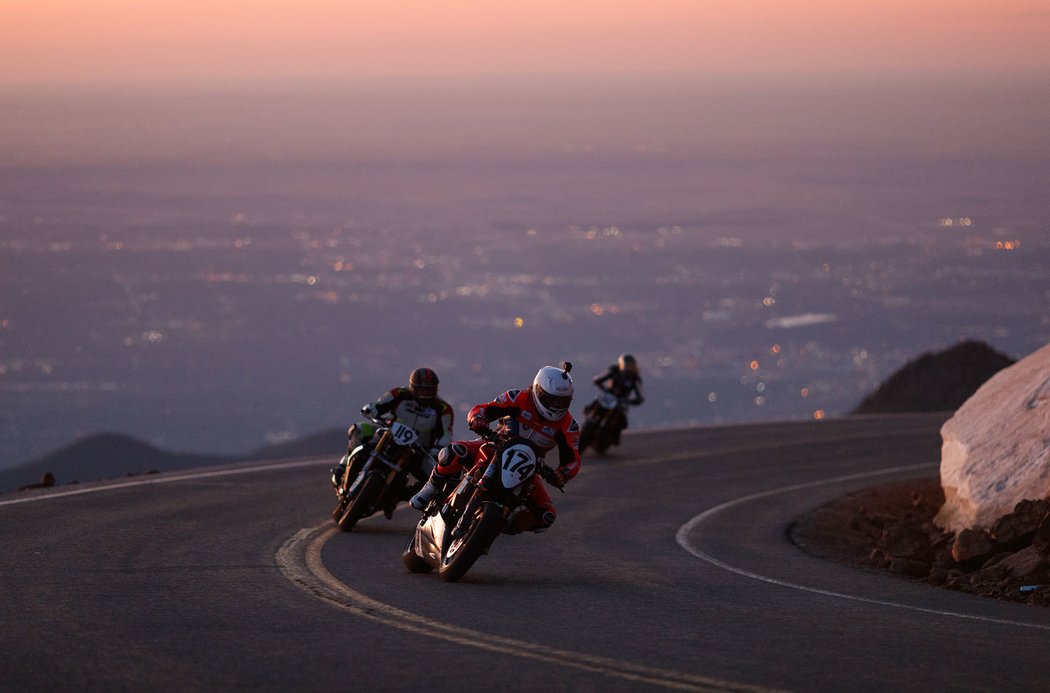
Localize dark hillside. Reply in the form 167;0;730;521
246;428;346;461
0;433;235;493
0;428;347;494
853;341;1015;414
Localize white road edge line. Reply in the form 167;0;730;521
0;458;326;507
675;462;1050;632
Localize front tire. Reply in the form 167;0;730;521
438;503;504;582
579;417;598;453
592;429;611;454
337;473;386;532
402;534;434;573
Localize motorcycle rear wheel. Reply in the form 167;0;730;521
337;473;386;532
438;503;503;582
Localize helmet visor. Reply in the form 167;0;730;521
536;387;572;416
411;384;437;400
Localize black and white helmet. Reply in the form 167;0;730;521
409;367;439;404
531;362;574;420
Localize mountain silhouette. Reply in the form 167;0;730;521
853;340;1015;414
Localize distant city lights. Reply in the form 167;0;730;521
583;226;623;240
996;240;1021;251
514;317;524;328
589;303;620;316
940;217;973;227
813;409;826;420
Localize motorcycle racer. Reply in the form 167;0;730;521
331;367;454;503
588;353;644;444
410;362;581;534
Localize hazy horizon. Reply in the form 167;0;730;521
2;0;1049;472
2;73;1048;471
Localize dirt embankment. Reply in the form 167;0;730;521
791;478;1050;607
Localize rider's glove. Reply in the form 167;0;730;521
551;466;570;488
361;403;379;418
469;414;489;433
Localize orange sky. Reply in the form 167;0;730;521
3;0;1049;84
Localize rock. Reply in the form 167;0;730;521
879;521;934;562
928;566;950;585
934;342;1050;532
1034;515;1050;555
990;499;1050;547
889;557;932;578
17;471;56;492
981;551;1013;570
951;528;995;563
997;546;1046;578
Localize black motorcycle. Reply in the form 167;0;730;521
402;421;559;582
578;390;626;454
332;415;433;532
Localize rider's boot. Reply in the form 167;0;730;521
505;508;556;534
410;470;452;510
333;425;366;491
330;454;349;490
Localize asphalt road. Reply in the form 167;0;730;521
3;413;1049;692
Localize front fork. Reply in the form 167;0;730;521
449;462;508;539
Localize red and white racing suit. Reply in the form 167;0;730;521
435;388;581;533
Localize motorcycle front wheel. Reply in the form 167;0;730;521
402;533;434;573
438;502;503;582
337;473;386;532
578;417;598;453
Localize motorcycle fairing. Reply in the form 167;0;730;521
414;510;448;566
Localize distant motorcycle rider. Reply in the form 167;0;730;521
589;353;644;444
410;362;581;534
331;367;454;501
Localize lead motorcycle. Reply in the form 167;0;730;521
577;390;626;454
331;414;434;532
402;421;560;582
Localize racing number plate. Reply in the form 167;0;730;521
500;443;537;488
389;420;419;446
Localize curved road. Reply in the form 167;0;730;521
3;413;1048;691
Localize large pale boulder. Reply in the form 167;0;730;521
934;343;1050;533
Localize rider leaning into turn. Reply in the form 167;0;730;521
590;353;645;442
331;367;454;494
410;362;581;534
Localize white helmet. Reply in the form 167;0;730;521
531;362;574;420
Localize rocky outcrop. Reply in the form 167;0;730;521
792;477;1050;606
934;343;1050;533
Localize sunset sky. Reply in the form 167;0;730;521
3;0;1049;85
